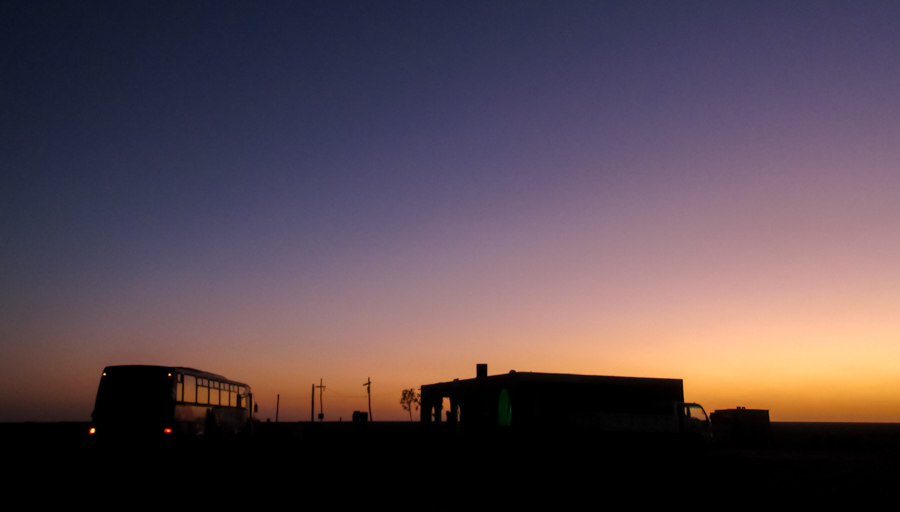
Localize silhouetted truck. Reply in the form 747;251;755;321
420;365;711;443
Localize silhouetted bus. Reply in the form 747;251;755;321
90;365;254;441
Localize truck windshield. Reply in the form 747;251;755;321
685;404;708;422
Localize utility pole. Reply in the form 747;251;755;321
316;378;326;421
363;377;372;421
311;383;315;422
275;394;280;423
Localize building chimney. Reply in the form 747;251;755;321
476;364;487;378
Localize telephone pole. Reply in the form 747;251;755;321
363;377;372;421
316;378;326;421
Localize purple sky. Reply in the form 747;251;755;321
3;1;899;422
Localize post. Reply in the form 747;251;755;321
316;378;326;421
363;377;372;422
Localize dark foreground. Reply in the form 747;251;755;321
6;421;899;504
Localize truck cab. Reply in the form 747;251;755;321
682;402;712;442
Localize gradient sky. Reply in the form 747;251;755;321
3;1;899;423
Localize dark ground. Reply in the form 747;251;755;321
5;421;898;504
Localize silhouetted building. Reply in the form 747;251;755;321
420;365;709;440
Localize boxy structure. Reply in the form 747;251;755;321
420;364;690;436
710;407;770;446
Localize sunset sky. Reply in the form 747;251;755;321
3;1;899;423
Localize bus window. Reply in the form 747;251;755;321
198;379;208;405
237;386;247;408
210;381;220;406
184;375;196;403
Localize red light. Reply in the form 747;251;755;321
89;427;96;435
163;428;173;434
